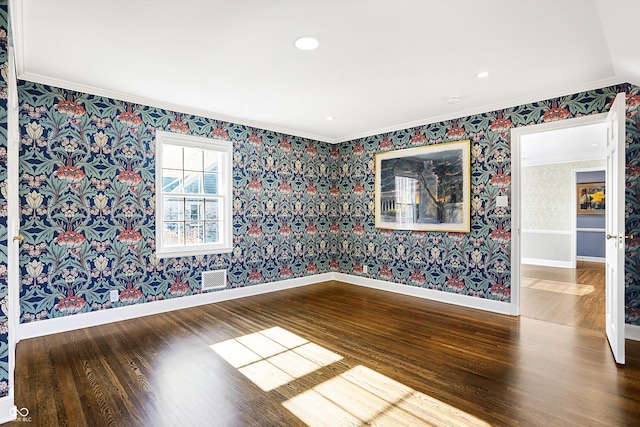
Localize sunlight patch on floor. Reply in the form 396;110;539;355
283;365;490;427
211;327;488;426
521;278;594;296
210;326;342;391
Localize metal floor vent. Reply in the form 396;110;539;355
202;269;227;290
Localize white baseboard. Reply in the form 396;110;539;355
576;256;605;263
626;324;640;342
0;396;15;424
17;271;640;343
521;258;573;268
19;273;333;340
334;273;513;316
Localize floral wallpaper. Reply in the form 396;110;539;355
16;81;640;327
338;85;640;324
18;81;338;322
625;93;640;323
9;26;640;344
521;159;605;231
0;0;8;398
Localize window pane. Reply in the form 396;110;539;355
185;222;204;244
206;222;219;243
163;169;183;193
204;151;219;172
204;173;218;194
184;147;203;171
186;198;204;221
184;171;203;194
157;132;232;254
163;222;184;246
205;199;219;220
163;197;184;220
163;145;183;169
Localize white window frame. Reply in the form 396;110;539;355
155;130;233;258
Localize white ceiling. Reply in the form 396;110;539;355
11;0;640;144
520;122;607;166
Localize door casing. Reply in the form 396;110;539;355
510;113;608;316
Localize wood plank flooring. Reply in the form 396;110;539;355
9;280;640;426
521;261;605;331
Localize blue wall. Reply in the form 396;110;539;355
576;170;605;258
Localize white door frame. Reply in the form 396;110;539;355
510;113;607;316
1;46;20;421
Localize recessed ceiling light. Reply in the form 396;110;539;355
446;96;459;104
476;71;490;79
294;37;319;51
325;116;334;121
591;143;598;146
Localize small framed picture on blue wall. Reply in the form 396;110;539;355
577;182;605;215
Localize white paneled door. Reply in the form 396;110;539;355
605;92;626;365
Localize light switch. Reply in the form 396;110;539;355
496;195;509;207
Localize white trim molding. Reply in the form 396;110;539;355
19;274;333;340
576;256;605;263
0;397;16;424
510;112;608;317
5;46;20;421
16;70;336;143
576;228;606;233
8;0;625;148
17;272;640;343
521;229;572;235
13;70;625;146
520;258;574;269
154;131;233;258
334;273;514;316
626;324;640;342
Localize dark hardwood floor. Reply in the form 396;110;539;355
521;261;605;331
9;280;640;426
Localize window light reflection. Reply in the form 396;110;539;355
283;365;490;427
522;278;594;296
210;326;342;392
210;327;489;426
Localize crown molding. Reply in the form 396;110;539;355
17;70;623;146
11;0;626;149
15;69;339;144
335;76;625;144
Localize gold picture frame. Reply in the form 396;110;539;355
577;182;605;215
374;140;471;232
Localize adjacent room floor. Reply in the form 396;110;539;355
520;261;605;331
9;280;640;426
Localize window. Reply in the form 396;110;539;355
155;131;232;257
394;176;418;223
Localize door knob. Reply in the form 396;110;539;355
13;235;23;243
606;233;634;240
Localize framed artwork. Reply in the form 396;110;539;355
577;182;605;215
374;140;471;232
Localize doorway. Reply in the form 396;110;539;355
511;114;608;331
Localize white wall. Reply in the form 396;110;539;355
521;159;605;267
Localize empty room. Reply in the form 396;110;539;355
0;1;639;426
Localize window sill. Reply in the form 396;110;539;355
155;246;233;259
